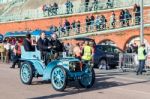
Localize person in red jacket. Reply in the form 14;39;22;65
10;40;21;68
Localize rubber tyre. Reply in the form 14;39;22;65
51;66;67;91
79;68;95;88
20;62;33;85
98;59;109;70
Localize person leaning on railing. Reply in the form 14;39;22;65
133;4;141;25
106;0;113;9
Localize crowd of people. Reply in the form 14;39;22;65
46;4;140;37
42;0;114;16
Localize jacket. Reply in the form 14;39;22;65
37;38;51;53
23;38;35;51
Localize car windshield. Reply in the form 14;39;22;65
97;45;122;53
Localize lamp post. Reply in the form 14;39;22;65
140;0;144;45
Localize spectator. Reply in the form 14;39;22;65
106;0;113;8
133;4;140;25
132;43;138;54
65;43;70;56
4;39;11;63
42;4;48;16
93;0;98;11
76;20;81;34
64;19;71;36
53;2;58;15
101;15;107;30
99;15;103;30
119;9;125;27
125;44;132;53
58;24;65;37
110;11;116;28
65;0;73;14
71;20;77;33
47;4;52;16
95;15;101;31
10;40;21;69
85;16;91;32
124;9;132;26
90;14;95;32
85;0;90;12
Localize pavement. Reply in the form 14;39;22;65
0;62;150;99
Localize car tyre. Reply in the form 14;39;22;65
20;62;33;85
51;66;67;91
79;68;95;88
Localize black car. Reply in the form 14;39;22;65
74;37;122;69
94;45;122;69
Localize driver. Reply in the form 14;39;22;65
37;31;52;65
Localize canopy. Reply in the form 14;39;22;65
31;29;53;37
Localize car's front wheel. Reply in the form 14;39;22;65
79;68;95;88
51;66;67;91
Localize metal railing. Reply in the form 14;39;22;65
119;53;150;72
56;11;150;38
0;0;149;22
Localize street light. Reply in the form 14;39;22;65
140;0;144;44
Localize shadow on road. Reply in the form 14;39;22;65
29;70;150;99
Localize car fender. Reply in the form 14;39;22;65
21;59;45;75
42;60;60;81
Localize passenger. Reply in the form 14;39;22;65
37;31;52;65
73;43;81;60
10;40;21;68
23;33;35;51
50;34;63;59
82;41;93;63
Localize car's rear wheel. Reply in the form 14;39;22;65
51;66;67;91
20;62;33;85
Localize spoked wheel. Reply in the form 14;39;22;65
51;66;67;91
79;68;95;88
20;62;33;85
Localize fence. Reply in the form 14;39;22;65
119;53;150;72
56;11;150;38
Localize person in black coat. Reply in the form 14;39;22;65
37;31;52;65
23;33;35;51
50;34;63;59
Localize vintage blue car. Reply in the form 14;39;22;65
20;47;95;91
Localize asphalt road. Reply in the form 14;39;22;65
1;62;150;99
